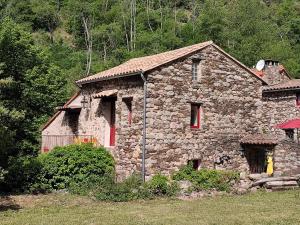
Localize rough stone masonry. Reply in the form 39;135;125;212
42;42;300;181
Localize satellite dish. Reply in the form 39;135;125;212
256;59;265;71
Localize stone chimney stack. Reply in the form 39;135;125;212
261;59;290;85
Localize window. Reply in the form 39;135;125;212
66;110;80;134
190;104;200;128
123;98;133;126
285;129;294;140
296;93;300;106
192;61;200;81
188;159;201;170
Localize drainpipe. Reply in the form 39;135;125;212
140;72;147;182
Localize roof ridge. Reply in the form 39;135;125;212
76;41;213;85
127;40;214;61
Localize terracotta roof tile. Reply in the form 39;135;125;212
263;79;300;92
240;134;278;145
92;89;118;98
250;69;268;83
77;41;213;84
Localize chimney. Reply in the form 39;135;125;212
260;59;289;85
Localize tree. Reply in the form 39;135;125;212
0;18;67;189
31;0;60;42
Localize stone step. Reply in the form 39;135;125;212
271;186;299;191
265;180;299;189
251;176;299;187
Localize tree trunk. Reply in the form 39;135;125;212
174;0;177;34
159;0;163;33
82;15;92;76
192;0;196;35
130;0;136;51
130;0;133;51
122;7;130;51
103;42;107;62
146;0;153;32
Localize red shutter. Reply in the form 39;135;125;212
297;94;300;106
110;101;116;146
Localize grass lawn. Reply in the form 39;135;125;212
0;190;300;225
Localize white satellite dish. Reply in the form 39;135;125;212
256;59;265;71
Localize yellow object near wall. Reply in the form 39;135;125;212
267;156;273;176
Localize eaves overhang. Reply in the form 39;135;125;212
76;71;143;86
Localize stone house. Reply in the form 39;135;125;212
42;41;300;180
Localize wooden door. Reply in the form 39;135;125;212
109;101;116;146
249;149;266;173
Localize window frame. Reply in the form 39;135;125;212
296;93;300;106
190;104;201;129
192;60;200;81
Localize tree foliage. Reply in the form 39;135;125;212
0;18;68;184
0;0;300;192
1;0;299;77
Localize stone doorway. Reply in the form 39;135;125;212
102;97;117;147
245;147;266;174
240;134;277;175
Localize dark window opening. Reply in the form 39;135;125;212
296;93;300;106
188;159;201;170
66;110;80;134
190;104;200;128
285;129;294;140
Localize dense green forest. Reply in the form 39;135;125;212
0;0;300;191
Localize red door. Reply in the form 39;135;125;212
109;101;116;146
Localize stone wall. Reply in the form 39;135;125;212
261;91;300;140
144;45;265;178
79;75;145;179
274;139;300;175
43;45;300;180
43;75;145;179
144;46;300;178
262;63;290;85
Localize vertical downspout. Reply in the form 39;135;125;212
141;72;147;182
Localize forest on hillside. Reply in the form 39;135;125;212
0;0;300;191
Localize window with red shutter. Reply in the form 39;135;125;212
296;93;300;106
190;104;200;128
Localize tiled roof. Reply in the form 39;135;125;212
76;41;213;84
76;41;267;85
250;69;268;84
92;89;118;98
240;134;278;145
263;79;300;92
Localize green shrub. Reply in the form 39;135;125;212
69;173;144;202
71;173;178;202
4;156;48;193
173;164;239;192
93;173;143;202
38;143;115;190
145;174;179;196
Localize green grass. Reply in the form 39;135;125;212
0;190;300;225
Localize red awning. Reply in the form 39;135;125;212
275;118;300;129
